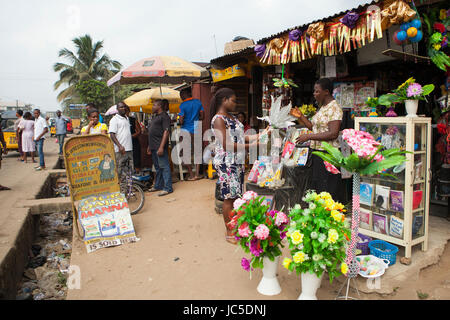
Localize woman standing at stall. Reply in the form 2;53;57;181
210;88;264;244
291;78;343;201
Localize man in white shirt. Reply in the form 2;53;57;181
108;102;133;178
33;109;48;171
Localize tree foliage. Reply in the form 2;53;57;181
76;80;112;112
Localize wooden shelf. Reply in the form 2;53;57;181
382;49;431;64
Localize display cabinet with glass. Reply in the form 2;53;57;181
355;117;431;258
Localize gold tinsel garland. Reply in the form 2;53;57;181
259;0;413;65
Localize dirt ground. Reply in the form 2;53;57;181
67;177;450;300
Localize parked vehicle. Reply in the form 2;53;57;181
0;111;18;151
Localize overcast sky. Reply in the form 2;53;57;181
0;0;369;112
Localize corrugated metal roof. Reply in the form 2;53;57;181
257;0;380;44
210;46;255;64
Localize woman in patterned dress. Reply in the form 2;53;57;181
291;78;343;201
210;88;263;244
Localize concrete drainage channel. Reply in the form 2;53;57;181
16;211;73;300
0;155;74;300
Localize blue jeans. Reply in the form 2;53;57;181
56;134;66;155
151;148;173;193
36;139;45;167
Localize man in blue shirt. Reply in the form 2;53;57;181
55;110;69;155
178;87;204;181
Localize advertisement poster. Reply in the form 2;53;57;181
78;192;139;253
64;135;119;201
333;81;376;111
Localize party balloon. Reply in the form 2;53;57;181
400;23;410;31
397;30;407;41
407;27;418;38
393;30;404;45
410;30;423;43
410;19;421;29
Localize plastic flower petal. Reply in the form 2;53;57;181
293;251;306;264
241;258;251;271
327;229;339;244
283;258;292;269
233;198;246;210
341;262;348;275
291;231;304;245
254;224;270;240
324;161;341;174
407;83;423;97
242;191;258;202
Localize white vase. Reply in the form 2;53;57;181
298;272;324;300
257;256;281;296
405;99;419;117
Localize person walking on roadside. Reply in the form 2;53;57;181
55;110;69;155
81;108;108;135
33;109;48;171
19;112;36;164
0;119;10;191
14;110;24;162
178;87;205;181
147;99;173;197
109;102;133;178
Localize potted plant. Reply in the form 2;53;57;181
283;191;351;300
379;78;435;117
311;129;408;298
230;191;290;296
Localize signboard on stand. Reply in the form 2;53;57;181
64;134;139;252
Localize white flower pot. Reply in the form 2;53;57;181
298;272;324;300
405;99;419;117
257;256;281;296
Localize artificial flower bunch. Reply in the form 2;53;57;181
230;191;290;271
378;78;435;107
282;191;351;283
313;129;408;177
298;104;317;119
424;8;450;71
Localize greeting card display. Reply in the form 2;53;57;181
282;141;296;160
389;216;404;239
412;214;424;236
413;190;423;210
375;185;390;210
360;182;374;206
373;213;388;235
390;190;404;212
359;208;372;230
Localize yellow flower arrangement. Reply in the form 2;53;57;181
293;251;306;264
327;229;339;244
299;104;317;118
283;258;292;269
324;199;335;211
440;9;447;20
291;231;304;245
434;43;442;51
341;262;348;275
319;192;332;200
331;210;343;222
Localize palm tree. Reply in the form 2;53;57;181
53;34;121;102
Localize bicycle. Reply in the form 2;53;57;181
119;157;145;215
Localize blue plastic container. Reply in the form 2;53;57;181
368;240;399;266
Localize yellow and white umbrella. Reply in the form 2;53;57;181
124;87;182;114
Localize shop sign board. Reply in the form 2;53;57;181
211;64;246;82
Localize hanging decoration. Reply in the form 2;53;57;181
257;0;410;65
254;44;266;58
423;7;450;71
380;0;416;30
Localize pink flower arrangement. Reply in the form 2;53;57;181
254;224;270;240
275;211;289;227
232;192;288;271
407;83;423;98
342;129;384;162
238;222;251;237
242;191;258;202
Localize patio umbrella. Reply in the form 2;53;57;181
107;56;209;87
105;105;118;116
124;87;182;114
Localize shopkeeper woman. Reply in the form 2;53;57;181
211;88;267;245
291;78;343;201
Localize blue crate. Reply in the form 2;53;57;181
368;240;399;266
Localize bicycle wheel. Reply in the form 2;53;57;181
120;183;145;215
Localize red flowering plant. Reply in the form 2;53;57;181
229;191;290;272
